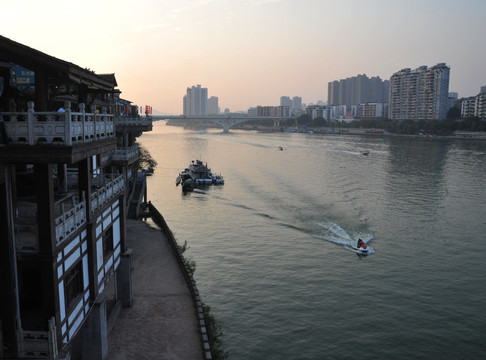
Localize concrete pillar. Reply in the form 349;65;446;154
81;298;108;360
116;250;133;308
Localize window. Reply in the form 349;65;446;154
103;227;114;260
65;261;83;311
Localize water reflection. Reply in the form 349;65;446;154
383;137;450;228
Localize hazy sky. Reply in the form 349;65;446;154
2;0;486;114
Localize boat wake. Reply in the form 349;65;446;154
313;221;374;254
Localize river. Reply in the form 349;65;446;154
139;121;486;360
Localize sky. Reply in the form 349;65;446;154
1;0;486;114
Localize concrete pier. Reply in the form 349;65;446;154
107;219;203;360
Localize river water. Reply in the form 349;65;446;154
139;122;486;360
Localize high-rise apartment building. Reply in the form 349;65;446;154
388;63;450;121
280;96;303;115
328;75;389;106
280;96;292;107
183;84;208;116
461;86;486;119
208;96;219;115
292;96;302;112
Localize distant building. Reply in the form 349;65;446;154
359;103;387;120
461;86;486;119
281;96;302;115
461;97;477;118
476;87;486;119
306;105;328;120
328;105;358;120
292;96;302;112
280;96;292;107
208;96;219;115
256;106;290;117
328;74;389;106
388;63;450;121
183;84;208;116
248;107;258;116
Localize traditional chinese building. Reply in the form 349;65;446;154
0;35;152;359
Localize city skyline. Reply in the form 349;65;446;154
1;0;486;114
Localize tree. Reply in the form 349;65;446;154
296;114;312;127
447;106;461;119
135;143;157;172
312;116;328;127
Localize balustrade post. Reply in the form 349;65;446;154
78;103;86;143
64;101;72;146
91;105;97;139
101;106;107;137
27;101;35;145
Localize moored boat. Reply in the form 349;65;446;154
176;169;196;191
211;173;224;185
188;160;214;185
177;159;224;190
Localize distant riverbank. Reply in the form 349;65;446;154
164;119;486;140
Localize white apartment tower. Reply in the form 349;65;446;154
208;96;219;115
280;96;292;107
388;63;450;121
183;84;208;116
292;96;302;112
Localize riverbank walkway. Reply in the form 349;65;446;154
107;218;203;360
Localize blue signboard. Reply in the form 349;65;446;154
10;65;35;90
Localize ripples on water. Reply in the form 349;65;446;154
140;123;486;360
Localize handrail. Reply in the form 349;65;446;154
111;145;139;161
90;174;125;214
0;101;114;146
55;193;87;246
114;117;152;127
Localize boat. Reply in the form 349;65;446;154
287;127;313;134
361;150;369;155
188;160;214;186
211;173;224;185
345;245;370;255
278;146;283;151
352;246;369;254
176;169;196;191
176;159;224;190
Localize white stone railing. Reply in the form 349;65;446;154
90;174;125;214
55;193;87;246
18;317;58;358
1;101;114;146
114;116;152;127
111;145;139;161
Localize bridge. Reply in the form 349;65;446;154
150;115;294;133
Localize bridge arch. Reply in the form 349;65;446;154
151;115;291;133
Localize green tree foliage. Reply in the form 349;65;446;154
447;106;461;119
203;304;228;360
312;116;328;127
348;116;485;135
296;114;312;127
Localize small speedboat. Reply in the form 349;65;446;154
211;173;224;185
361;150;369;156
352;246;369;254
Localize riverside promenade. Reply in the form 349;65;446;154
107;218;204;360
